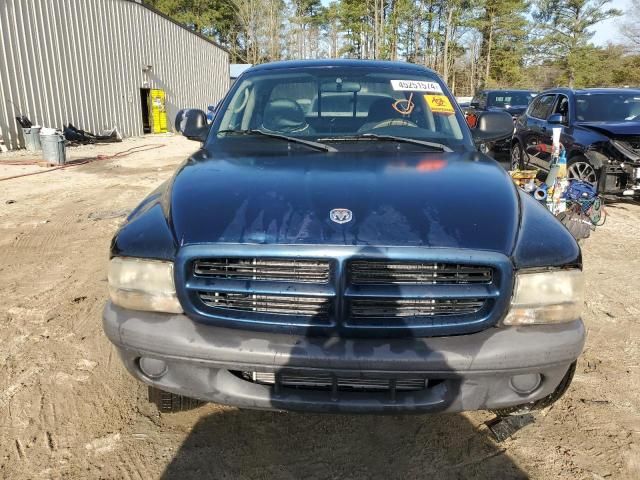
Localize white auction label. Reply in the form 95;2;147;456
390;80;443;93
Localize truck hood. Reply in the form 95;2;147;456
169;150;519;254
576;121;640;137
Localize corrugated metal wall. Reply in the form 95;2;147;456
0;0;230;149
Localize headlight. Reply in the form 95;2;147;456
503;269;584;325
108;257;183;313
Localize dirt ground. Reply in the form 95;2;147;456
0;135;639;480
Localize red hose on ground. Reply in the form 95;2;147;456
0;144;166;182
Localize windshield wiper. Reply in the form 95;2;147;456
218;129;337;152
317;133;452;152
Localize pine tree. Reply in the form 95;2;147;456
533;0;621;87
476;0;529;89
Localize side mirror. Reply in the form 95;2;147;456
548;114;565;125
175;109;210;142
471;111;514;143
470;101;480;108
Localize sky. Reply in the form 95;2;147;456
591;0;632;46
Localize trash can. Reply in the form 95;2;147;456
40;129;67;165
22;126;42;151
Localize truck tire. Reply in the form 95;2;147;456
148;386;204;413
510;141;525;170
491;361;577;416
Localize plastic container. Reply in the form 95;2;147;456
40;129;66;165
557;149;567;179
552;127;562;157
22;126;42;151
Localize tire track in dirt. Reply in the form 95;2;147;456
0;366;45;410
0;139;189;480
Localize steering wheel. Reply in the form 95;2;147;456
369;118;418;130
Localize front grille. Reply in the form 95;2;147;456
245;371;427;392
178;246;511;337
349;261;492;285
194;258;330;284
350;298;485;319
198;292;331;318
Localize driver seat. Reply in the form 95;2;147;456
261;99;311;134
359;98;411;132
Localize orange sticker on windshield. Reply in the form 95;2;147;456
425;94;454;114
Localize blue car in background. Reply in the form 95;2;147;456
103;60;584;416
206;103;220;123
511;88;640;197
469;89;537;119
466;90;537;150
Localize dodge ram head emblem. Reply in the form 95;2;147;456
330;208;353;224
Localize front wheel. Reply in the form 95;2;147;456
567;157;598;187
510;142;525;170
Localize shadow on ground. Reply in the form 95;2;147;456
160;409;526;479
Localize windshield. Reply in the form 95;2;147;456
488;92;534;108
576;93;640;122
213;67;470;151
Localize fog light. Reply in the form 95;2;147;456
509;373;541;394
139;357;168;379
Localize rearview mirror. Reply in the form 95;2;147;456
548;114;565;125
471;111;514;143
175;109;210;142
320;80;361;93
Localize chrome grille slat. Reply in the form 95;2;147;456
350;298;485;319
349;261;492;285
198;292;330;317
194;258;330;284
250;372;427;391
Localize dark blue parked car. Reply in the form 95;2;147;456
466;90;537;150
469;89;537;118
511;88;640;196
103;60;585;415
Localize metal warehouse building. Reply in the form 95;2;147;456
0;0;230;150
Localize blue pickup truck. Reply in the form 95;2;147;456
103;60;585;415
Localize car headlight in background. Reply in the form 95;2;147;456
503;269;584;325
108;257;183;313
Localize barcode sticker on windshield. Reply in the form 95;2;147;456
391;80;443;93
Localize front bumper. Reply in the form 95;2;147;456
601;162;640;196
103;302;585;414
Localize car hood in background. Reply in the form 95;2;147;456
576;121;640;137
169;151;519;254
489;106;527;116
